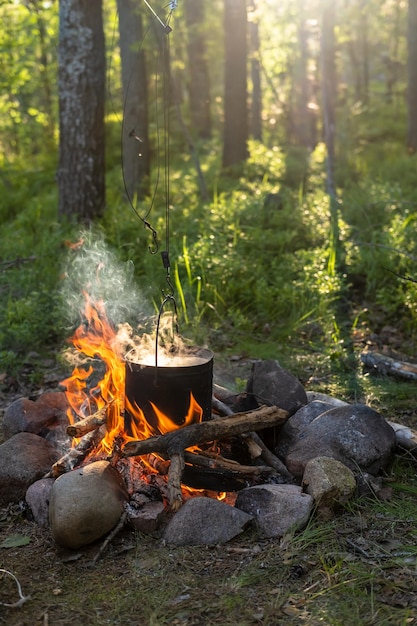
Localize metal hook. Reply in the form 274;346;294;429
154;292;178;372
162;272;175;299
143;221;159;254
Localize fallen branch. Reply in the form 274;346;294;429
167;452;185;512
66;404;109;438
0;569;30;608
388;421;417;453
360;351;417;380
122;405;288;458
48;426;105;478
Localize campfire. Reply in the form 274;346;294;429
53;293;287;509
1;286;406;551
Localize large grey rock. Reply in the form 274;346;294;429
285;404;396;478
163;497;253;546
274;400;335;459
25;477;55;527
302;456;356;508
0;432;59;504
246;360;307;414
49;460;128;549
235;484;313;538
246;360;308;449
2;392;69;440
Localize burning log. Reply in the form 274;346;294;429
122;405;288;509
48;426;106;478
122;405;288;458
66;404;110;438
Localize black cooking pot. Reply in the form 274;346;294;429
124;346;213;436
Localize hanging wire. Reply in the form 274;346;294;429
138;0;179;367
115;0;179;367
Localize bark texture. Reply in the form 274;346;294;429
117;0;150;198
222;0;248;168
57;0;106;222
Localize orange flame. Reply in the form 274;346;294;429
61;293;204;462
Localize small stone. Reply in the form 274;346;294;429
302;456;356;508
49;460;128;549
246;360;308;449
246;360;308;414
127;501;166;535
164;497;253;546
25;478;55;527
235;484;313;538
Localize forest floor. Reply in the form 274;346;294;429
1;325;417;626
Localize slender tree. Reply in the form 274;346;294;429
248;0;262;142
184;0;212;140
407;0;417;152
57;0;106;222
222;0;248;168
293;0;311;148
117;0;150;199
321;0;341;274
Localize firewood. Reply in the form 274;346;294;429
244;431;294;479
212;396;293;479
122;405;288;510
48;426;106;478
360;351;417;380
183;450;276;476
122;405;288;458
167;452;185;512
66;404;110;438
388;421;417;453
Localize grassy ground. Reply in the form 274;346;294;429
1;337;417;626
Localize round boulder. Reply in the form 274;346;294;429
49;460;128;549
0;432;59;504
285;404;396;478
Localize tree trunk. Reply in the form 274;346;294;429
293;0;311;148
248;0;262;142
321;0;336;199
407;0;417;152
184;0;212;140
321;0;341;274
222;0;249;169
29;0;55;144
57;0;106;222
116;0;150;199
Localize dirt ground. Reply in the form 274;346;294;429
1;342;417;625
